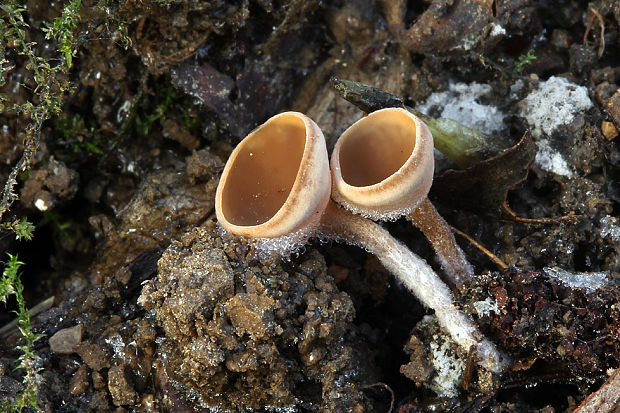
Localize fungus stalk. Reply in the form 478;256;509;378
407;198;473;289
216;111;507;373
320;202;506;372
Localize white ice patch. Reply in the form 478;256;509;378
473;297;500;317
417;82;506;135
519;76;592;137
105;334;128;360
331;190;418;222
543;267;609;293
35;198;49;211
489;23;506;38
535;139;573;177
429;337;465;397
251;225;315;260
600;215;620;241
216;223;317;262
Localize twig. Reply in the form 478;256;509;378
583;6;606;59
451;226;508;270
0;296;55;338
361;382;394;413
501;200;583;225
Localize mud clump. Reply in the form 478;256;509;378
466;269;620;383
20;159;79;211
139;225;375;411
89;164;218;285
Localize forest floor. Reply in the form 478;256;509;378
0;0;619;411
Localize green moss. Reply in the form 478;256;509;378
0;0;77;224
1;219;35;241
514;52;537;74
133;79;201;137
42;0;82;69
0;254;45;412
56;114;104;155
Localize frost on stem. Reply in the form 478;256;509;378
244;224;317;261
320;202;508;373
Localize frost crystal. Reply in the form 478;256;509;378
534;139;572;177
600;215;620;241
473;297;500;317
519;76;592;137
245;225;316;261
417;82;506;135
543;267;609;293
419;316;466;398
330;190;418;222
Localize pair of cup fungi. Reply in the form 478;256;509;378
215;108;508;373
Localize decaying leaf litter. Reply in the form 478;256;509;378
0;0;619;411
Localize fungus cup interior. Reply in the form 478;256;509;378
216;112;330;240
331;107;434;219
339;110;416;187
220;116;306;226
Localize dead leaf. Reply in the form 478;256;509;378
432;132;536;220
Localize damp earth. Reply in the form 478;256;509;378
0;0;619;412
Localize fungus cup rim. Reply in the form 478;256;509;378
331;107;435;217
215;111;331;239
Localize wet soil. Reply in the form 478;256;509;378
1;0;619;411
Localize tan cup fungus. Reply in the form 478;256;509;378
215;111;507;373
216;112;331;239
331;108;473;287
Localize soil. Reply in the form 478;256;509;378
1;0;619;412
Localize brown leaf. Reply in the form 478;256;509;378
432;132;536;219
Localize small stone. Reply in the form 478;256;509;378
602;121;618;141
69;365;89;394
92;371;106;390
551;29;570;49
569;44;596;74
185;149;223;184
140;394;156;411
90;391;111;410
49;324;84;355
114;266;132;286
595;82;617;105
607;89;620;127
76;342;110;371
224;293;277;339
162;119;199;150
108;364;138;406
591;66;616;84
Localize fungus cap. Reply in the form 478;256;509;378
216;112;331;238
330;107;435;220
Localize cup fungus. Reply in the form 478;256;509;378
330;108;473;287
215;111;507;373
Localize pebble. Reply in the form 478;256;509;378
602;121;618;141
49;324;84;354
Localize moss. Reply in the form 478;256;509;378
0;254;45;412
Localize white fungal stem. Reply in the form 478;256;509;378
321;201;508;373
407;197;474;288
